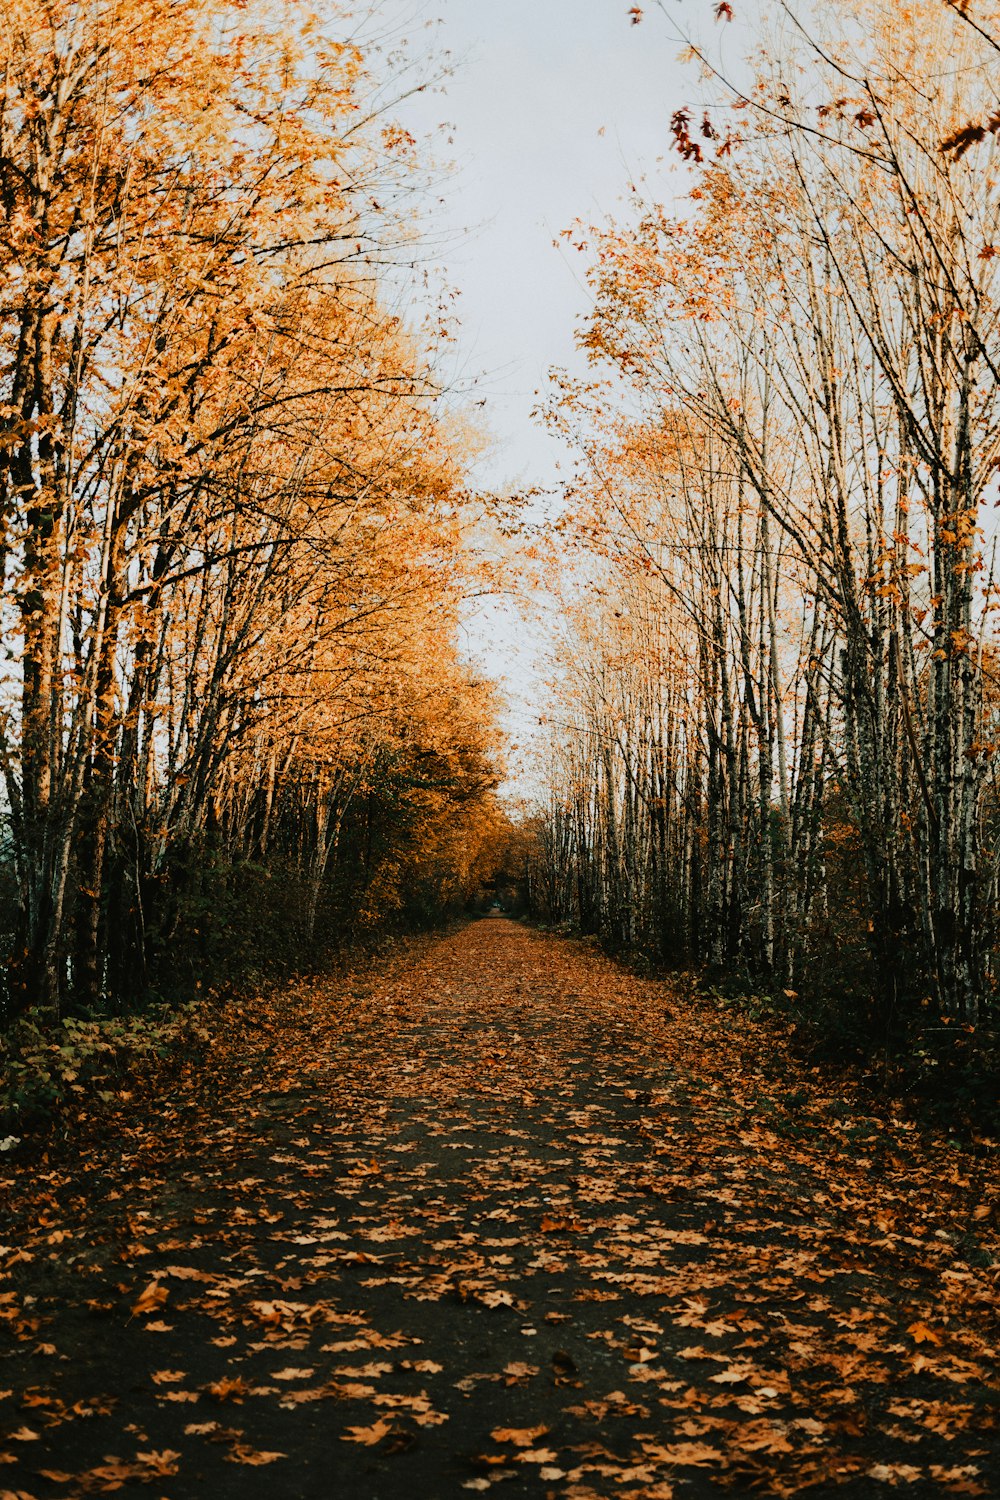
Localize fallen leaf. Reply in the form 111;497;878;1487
205;1377;252;1402
657;1442;724;1466
226;1445;287;1465
131;1282;168;1317
341;1419;393;1446
490;1425;549;1446
136;1450;181;1476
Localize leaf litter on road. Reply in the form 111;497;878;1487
1;918;997;1498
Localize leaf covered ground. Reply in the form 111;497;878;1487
1;918;998;1499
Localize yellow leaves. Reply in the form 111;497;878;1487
382;124;417;154
1;0;500;990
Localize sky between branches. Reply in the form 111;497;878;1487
381;0;744;784
390;0;703;490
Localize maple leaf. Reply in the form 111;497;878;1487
136;1450;181;1476
205;1377;252;1402
81;1458;140;1487
490;1424;549;1446
341;1419;394;1445
624;1344;658;1363
476;1289;517;1309
657;1442;725;1465
226;1444;287;1465
348;1158;382;1177
907;1321;943;1345
708;1365;750;1384
131;1281;168;1317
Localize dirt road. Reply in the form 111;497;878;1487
2;919;997;1498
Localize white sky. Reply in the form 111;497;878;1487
374;0;747;792
386;0;703;493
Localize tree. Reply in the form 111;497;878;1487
0;0;503;1018
538;0;1000;1029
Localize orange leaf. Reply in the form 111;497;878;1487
226;1444;287;1465
131;1281;168;1317
341;1419;393;1445
490;1424;549;1446
907;1321;943;1345
206;1376;251;1402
